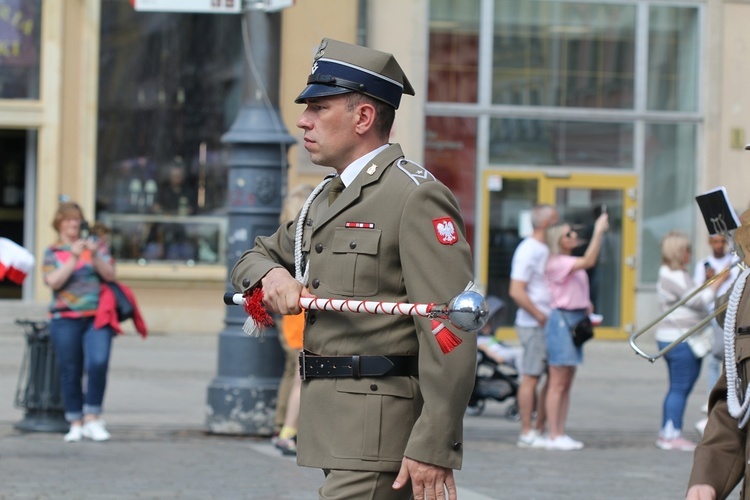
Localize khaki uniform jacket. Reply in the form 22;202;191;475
689;273;750;498
231;144;477;472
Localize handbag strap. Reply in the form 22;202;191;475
559;309;591;331
558;309;575;330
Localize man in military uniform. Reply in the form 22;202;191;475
687;212;750;499
231;39;476;499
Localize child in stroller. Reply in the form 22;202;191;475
466;295;522;418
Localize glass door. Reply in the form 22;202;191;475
480;171;637;340
0;129;36;300
0;130;27;299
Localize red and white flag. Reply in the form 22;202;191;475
0;238;35;285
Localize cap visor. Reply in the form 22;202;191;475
295;84;352;103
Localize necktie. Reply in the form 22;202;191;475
328;176;345;205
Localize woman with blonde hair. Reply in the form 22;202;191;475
543;213;608;451
655;230;728;451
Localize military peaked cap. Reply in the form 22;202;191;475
295;38;415;109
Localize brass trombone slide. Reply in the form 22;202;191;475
629;264;742;363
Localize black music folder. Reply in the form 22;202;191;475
695;186;741;235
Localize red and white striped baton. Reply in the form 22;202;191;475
223;282;488;354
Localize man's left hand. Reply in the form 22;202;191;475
392;456;457;500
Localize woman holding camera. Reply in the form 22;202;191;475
42;201;116;442
543;213;609;451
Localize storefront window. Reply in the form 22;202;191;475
640;123;697;283
424;116;477;247
96;4;243;265
648;6;699;112
489;118;633;168
0;0;41;100
492;0;636;109
428;0;480;103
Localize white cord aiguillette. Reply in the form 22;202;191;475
723;266;750;428
293;177;334;286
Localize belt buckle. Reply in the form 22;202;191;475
351;355;360;378
300;351;307;381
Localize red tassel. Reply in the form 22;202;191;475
243;288;274;332
431;319;462;354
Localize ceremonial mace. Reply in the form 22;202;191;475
224;282;490;354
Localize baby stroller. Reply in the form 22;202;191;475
466;296;521;419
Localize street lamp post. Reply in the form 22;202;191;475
206;7;294;436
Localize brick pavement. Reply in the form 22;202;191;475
0;322;725;499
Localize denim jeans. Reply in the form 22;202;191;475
658;341;702;433
49;317;114;422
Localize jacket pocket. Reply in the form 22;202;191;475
328;228;381;297
331;377;419;462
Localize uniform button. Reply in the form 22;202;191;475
311;278;320;289
452;442;462;451
241;278;250;288
315;243;323;253
370;384;378;391
349;240;357;249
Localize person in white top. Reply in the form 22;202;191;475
509;204;558;448
655;231;729;452
692;233;739;435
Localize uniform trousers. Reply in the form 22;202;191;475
319;469;412;500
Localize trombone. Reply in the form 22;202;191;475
629;262;746;363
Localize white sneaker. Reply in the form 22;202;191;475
82;419;111;442
545;435;584;451
558;434;584;450
64;425;83;443
517;430;547;449
655;436;696;452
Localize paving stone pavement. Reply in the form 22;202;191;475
0;321;732;499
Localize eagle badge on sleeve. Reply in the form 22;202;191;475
433;217;458;245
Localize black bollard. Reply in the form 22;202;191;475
13;320;68;433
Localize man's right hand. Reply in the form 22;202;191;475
686;484;716;500
260;268;311;315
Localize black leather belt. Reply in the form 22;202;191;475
299;350;418;380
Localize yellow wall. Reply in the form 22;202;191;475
720;3;750;212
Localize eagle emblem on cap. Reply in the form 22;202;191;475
311;61;319;74
433;217;458;245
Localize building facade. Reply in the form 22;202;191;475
1;0;749;338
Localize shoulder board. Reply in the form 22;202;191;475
396;159;436;186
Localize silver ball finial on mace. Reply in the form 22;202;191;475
441;290;489;332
